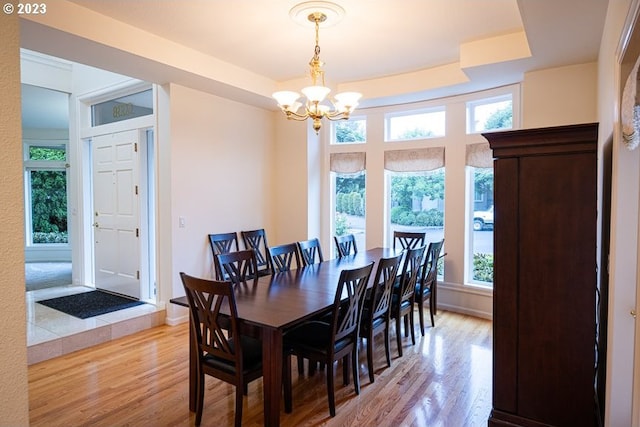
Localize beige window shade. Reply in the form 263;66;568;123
329;152;366;173
384;147;444;172
466;142;493;168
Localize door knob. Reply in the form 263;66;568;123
631;310;637;319
93;222;99;228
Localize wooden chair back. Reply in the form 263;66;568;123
241;229;271;276
393;231;426;250
214;249;259;286
334;234;358;258
268;243;301;273
297;238;324;266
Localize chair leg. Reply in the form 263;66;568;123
234;383;243;427
395;314;403;357
352;349;361;394
403;314;409;337
195;373;204;426
409;306;416;345
327;361;336;417
283;354;293;413
429;296;435;327
342;355;350;386
297;355;304;375
417;299;425;336
366;333;375;383
383;324;391;367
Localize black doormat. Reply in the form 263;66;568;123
37;290;144;319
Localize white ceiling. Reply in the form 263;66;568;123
21;0;610;129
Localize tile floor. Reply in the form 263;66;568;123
26;285;165;365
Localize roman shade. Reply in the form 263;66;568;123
465;142;493;167
384;147;444;172
330;152;366;173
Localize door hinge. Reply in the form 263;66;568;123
136;228;139;237
135;185;138;195
136;270;140;280
134;143;138;152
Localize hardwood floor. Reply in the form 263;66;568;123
29;310;492;427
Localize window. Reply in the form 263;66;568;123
91;89;153;126
24;143;68;245
466;95;512;134
333;171;366;255
387;169;445;253
332;117;366;144
466;151;494;286
385;108;445;141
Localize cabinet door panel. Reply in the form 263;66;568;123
517;153;596;426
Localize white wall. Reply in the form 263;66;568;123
164;83;276;323
0;15;29;427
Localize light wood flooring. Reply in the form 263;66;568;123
29;310;492;427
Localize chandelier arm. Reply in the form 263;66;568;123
284;111;311;121
325;113;350;121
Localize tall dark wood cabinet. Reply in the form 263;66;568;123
484;123;601;427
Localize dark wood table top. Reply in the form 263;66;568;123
170;246;402;331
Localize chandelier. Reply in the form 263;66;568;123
272;5;362;134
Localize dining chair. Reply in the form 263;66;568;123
214;249;259;286
208;232;240;280
268;242;301;273
179;273;263;427
283;262;374;417
297;238;324;266
241;229;271;277
392;230;426;251
390;244;426;357
334;233;358;258
415;239;445;335
359;253;402;383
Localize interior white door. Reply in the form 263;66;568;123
92;130;140;299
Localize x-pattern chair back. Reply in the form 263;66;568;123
269;243;301;273
333;263;373;342
215;249;258;286
241;229;271;275
421;239;444;288
297;238;324;266
399;245;425;302
393;231;426;251
181;273;239;364
371;254;402;320
334;234;357;258
208;232;239;255
208;232;240;280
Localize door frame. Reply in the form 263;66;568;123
76;81;157;302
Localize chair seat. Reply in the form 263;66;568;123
390;294;412;311
284;321;352;355
203;335;262;374
415;283;432;298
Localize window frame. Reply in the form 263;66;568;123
384;106;446;142
466;94;513;135
23;141;69;247
331;116;367;145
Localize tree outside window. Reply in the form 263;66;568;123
26;145;68;244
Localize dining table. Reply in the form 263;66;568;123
170;246;403;427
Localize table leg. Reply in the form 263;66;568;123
262;326;283;426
